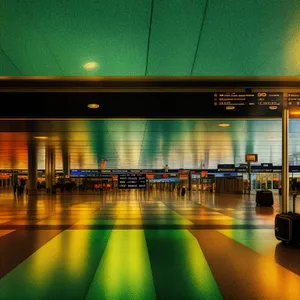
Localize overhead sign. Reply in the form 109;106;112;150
217;164;236;172
261;163;273;167
251;165;273;173
287;93;300;107
214;92;282;117
0;92;283;119
245;154;258;162
179;174;189;179
118;174;146;189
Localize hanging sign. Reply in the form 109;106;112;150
245;154;258;162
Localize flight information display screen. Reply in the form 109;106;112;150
118;174;147;189
287;93;300;107
214;92;282;117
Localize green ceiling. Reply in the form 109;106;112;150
1;0;300;76
1;119;300;170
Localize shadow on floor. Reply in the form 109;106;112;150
275;242;300;276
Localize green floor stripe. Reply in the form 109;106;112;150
0;230;112;300
85;230;156;300
144;230;223;300
218;229;278;254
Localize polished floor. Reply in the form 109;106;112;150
0;189;300;299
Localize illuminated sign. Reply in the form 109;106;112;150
217;164;236;172
179;174;188;179
214;92;282;117
146;174;154;179
118;174;146;189
245;154;258;162
287;93;300;107
201;171;208;177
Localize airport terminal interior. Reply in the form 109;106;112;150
2;1;300;299
0;86;299;300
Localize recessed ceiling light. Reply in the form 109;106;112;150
83;62;98;70
34;136;48;139
226;106;235;110
87;103;100;109
218;123;230;127
269;106;278;110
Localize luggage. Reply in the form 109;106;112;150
256;190;274;206
275;196;300;244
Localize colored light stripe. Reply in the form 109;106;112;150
86;201;156;300
0;230;112;300
86;230;156;300
144;229;222;299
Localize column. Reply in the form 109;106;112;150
62;148;70;181
188;171;192;191
45;146;55;192
27;141;38;195
282;108;289;213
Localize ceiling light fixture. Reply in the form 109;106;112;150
34;136;48;139
218;123;230;127
83;61;98;70
269;106;278;110
87;103;100;109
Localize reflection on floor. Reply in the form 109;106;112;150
0;189;300;299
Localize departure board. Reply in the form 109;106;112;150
217;164;236;172
287;93;300;107
118;174;147;189
214;92;282;117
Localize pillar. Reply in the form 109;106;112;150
27;141;38;194
282;108;289;213
45;146;55;192
188;171;192;191
62;148;70;181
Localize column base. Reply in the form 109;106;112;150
27;189;38;195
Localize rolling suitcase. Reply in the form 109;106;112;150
256;190;274;206
275;195;300;244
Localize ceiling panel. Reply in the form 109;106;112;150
22;0;152;76
191;0;300;76
1;1;300;76
0;49;20;76
0;0;62;75
147;0;206;75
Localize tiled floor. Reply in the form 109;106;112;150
0;189;300;299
